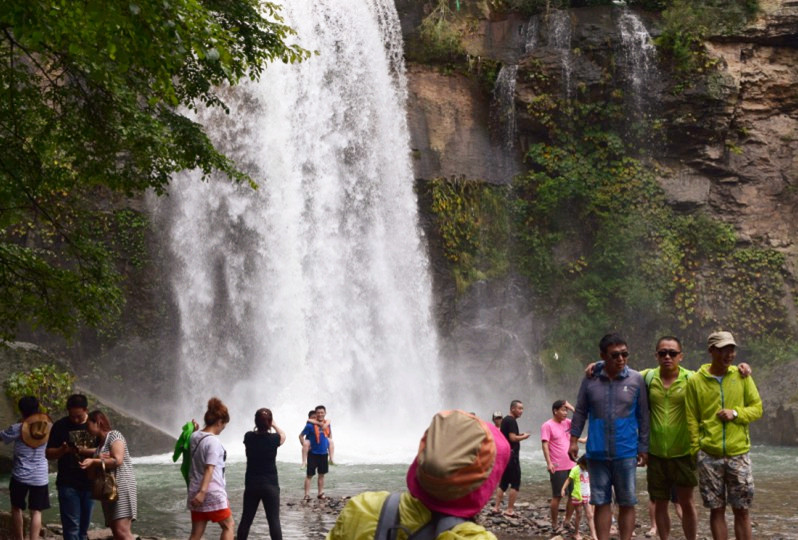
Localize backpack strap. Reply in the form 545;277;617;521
408;512;466;540
644;368;656;387
374;493;466;540
375;492;407;540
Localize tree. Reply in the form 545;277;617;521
5;364;75;414
0;1;308;339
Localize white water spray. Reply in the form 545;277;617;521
547;10;573;98
492;64;519;150
153;0;441;462
617;10;658;114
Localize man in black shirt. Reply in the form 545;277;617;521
491;399;530;516
45;394;95;540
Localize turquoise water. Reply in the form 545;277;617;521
2;446;796;539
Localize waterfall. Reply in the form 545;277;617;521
547;10;573;98
492;64;519;150
152;0;441;461
524;16;539;53
617;9;658;115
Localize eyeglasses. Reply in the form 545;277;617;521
657;349;682;358
609;351;629;359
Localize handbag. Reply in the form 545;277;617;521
91;459;118;502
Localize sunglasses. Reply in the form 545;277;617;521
657;349;682;358
609;351;629;359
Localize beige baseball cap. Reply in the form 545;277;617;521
707;331;737;349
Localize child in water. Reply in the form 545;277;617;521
561;455;597;540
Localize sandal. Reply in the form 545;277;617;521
302;495;311;502
317;493;328;500
502;510;517;517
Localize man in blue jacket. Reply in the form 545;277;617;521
569;334;650;540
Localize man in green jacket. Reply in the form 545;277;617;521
642;336;698;540
685;331;763;540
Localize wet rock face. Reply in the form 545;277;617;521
400;2;798;442
407;65;522;185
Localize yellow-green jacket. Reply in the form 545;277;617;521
685;364;762;457
326;491;497;540
640;366;694;458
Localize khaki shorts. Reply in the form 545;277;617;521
647;454;697;501
696;450;754;509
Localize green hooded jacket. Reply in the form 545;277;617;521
685;364;762;457
326;491;497;540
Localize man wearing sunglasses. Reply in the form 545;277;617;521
586;336;753;540
569;334;649;540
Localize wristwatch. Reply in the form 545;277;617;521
732;410;738;419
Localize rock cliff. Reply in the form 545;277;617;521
400;0;798;437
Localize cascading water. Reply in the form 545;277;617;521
547;10;573;98
492;64;519;150
524;16;539;53
152;0;441;461
617;10;658;115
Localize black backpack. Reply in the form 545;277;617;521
374;492;466;540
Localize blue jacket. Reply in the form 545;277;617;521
570;366;649;460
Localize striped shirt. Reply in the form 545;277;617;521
0;423;49;486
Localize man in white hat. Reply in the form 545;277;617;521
685;331;762;540
0;396;52;540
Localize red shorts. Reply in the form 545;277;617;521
191;507;232;523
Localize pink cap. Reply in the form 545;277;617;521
406;410;511;518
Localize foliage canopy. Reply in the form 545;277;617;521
5;363;75;414
0;0;308;340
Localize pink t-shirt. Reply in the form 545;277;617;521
540;418;575;472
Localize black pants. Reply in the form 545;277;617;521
237;484;281;540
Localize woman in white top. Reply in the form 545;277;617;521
188;397;233;540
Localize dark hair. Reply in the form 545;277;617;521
510;399;523;410
577;455;587;466
18;396;39;418
66;394;89;410
656;335;682;351
552;399;566;412
204;397;230;427
87;410;112;432
254;408;273;432
599;333;627;354
308;410;317;418
315;405;326;413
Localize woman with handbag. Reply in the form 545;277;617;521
237;408;286;540
188;397;233;540
79;410;137;540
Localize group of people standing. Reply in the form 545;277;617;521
173;399;335;540
2;393;137;540
488;330;762;540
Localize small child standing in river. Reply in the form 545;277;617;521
562;456;597;540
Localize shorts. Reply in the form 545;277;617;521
191;507;232;523
696;450;754;509
647;454;697;500
587;457;638;507
499;453;521;491
549;470;571;498
306;453;329;477
9;477;50;511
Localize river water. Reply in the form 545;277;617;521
3;445;795;539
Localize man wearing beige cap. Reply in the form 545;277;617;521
685;331;762;540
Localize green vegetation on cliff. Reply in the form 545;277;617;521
428;178;510;293
512;98;788;381
0;1;308;340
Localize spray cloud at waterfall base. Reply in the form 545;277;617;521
151;0;442;463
